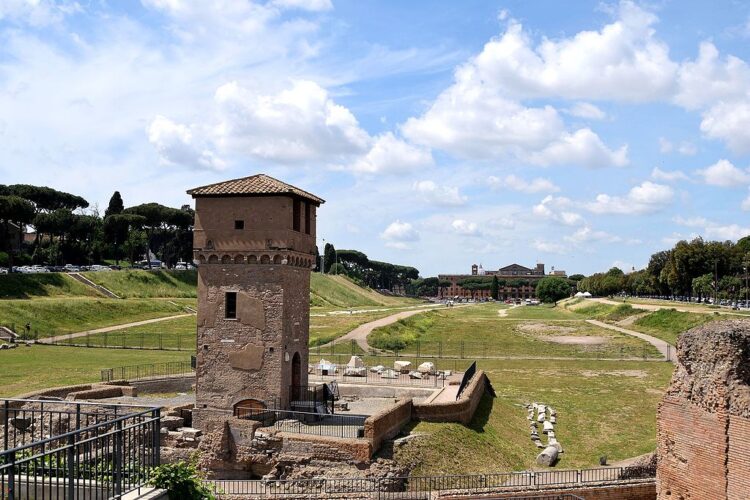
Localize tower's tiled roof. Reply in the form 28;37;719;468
187;174;325;204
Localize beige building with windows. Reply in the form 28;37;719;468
188;174;324;430
439;263;566;300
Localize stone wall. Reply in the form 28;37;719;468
441;481;655;499
365;397;413;452
656;319;750;500
413;370;488;424
280;433;372;463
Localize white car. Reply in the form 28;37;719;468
0;267;7;274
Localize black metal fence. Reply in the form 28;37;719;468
309;363;446;388
289;384;336;414
43;331;194;351
234;408;367;439
455;361;476;401
101;360;194;382
209;465;654;498
1;399;161;500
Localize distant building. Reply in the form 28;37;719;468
439;263;567;300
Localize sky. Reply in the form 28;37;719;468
2;0;750;277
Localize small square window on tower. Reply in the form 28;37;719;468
234;220;244;230
225;292;237;319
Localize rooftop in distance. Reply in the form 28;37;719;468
187;173;325;205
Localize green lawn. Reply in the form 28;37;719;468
82;270;198;298
72;314;196;350
395;358;674;474
0;345;188;396
310;274;422;310
310;310;403;346
0;298;186;337
0;273;99;299
368;304;661;359
565;301;639;322
630;309;716;345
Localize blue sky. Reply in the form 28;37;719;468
2;1;750;277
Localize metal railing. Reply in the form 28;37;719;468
234;408;367;439
1;399;161;500
289;384;336;414
44;331;194;351
455;361;477;401
209;465;654;498
101;360;194;382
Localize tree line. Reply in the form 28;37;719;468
577;236;750;300
321;243;420;290
0;184;193;268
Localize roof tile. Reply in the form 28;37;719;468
187;174;324;204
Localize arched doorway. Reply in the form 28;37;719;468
291;352;301;402
233;398;266;418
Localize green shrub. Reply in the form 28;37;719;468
149;460;215;499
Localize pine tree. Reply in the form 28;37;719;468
491;275;499;300
105;191;124;218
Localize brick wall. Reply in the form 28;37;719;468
657;397;728;499
279;433;371;463
727;415;750;498
413;370;487;424
442;481;655;499
364;397;413;452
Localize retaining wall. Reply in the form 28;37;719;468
364;397;413;452
280;433;372;463
442;480;655;499
413;370;487;424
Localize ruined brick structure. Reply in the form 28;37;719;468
657;319;750;499
188;174;324;430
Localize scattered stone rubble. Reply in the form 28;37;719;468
524;402;563;466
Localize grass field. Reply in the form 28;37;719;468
310;274;422;310
0;273;99;299
0;298;186;337
629;309;716;345
0;345;188;396
368;304;661;359
82;270;198;298
395;358;674;474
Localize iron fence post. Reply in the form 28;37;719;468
7;451;15;500
3;400;8;451
152;408;161;466
114;420;123;496
67;433;75;500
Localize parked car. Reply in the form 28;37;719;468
0;267;8;274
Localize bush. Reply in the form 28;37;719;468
149;460;215;499
0;251;9;267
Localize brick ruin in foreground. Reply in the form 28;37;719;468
657;319;750;499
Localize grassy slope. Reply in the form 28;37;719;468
0;273;99;299
630;309;716;345
395;358;674;474
0;298;185;336
368;303;661;358
0;345;188;396
82;270;198;298
310;274;421;310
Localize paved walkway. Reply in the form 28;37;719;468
591;297;748;317
586;319;675;363
39;313;194;344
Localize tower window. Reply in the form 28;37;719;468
304;202;311;235
234;220;244;230
225;292;237;319
292;199;301;232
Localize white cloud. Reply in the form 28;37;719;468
462;3;677;101
488;174;559;194
564;226;620;243
705;224;750;241
673;216;709;228
566;102;606;120
352;133;433;174
674;42;750;110
586;181;674;215
700;101;750;154
527;128;628;168
270;0;333;11
214;80;370;164
0;0;80;26
381;220;419;249
743;190;750;211
677;141;697;156
532;239;567;254
696;159;750;187
658;137;673;153
532;195;584;226
147;116;225;171
413;180;466;206
651;167;689;182
451;219;482;236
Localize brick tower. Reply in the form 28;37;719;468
187;174;324;429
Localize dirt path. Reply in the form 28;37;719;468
586;319;675;363
38;313;195;344
326;304;459;352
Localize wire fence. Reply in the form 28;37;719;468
1;399;161;500
209;465;654;498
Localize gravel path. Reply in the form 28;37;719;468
586;319;675;363
38;313;194;344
